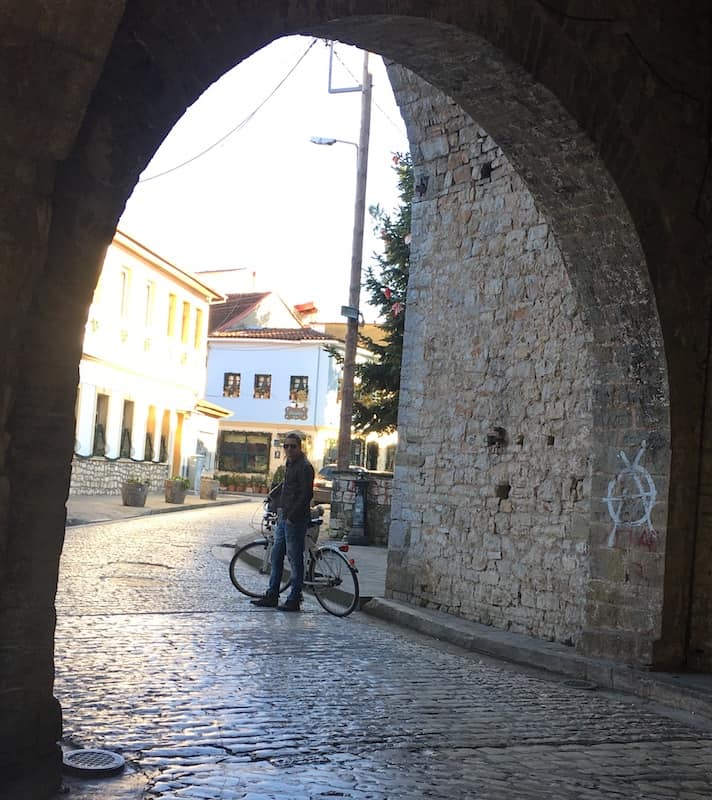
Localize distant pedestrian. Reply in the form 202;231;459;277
251;432;314;611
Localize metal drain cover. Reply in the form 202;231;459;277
62;749;125;777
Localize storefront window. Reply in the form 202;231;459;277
218;431;270;473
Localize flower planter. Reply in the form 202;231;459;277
199;477;219;500
164;479;188;504
121;481;148;507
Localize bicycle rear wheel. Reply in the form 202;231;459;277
308;547;359;616
229;540;290;598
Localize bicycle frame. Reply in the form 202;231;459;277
253;510;357;579
235;496;360;613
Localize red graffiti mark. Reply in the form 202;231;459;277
612;526;658;553
637;527;658;552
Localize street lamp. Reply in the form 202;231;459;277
309;136;358;150
310;52;372;473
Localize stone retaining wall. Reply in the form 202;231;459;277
69;456;169;495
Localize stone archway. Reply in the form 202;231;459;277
386;56;667;663
2;3;710;797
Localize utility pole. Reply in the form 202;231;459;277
336;51;372;470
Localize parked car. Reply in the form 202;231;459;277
313;463;368;504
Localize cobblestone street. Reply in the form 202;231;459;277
56;504;712;799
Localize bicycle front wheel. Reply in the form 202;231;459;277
308;547;360;616
229;540;290;598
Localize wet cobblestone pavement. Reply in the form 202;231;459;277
56;504;712;799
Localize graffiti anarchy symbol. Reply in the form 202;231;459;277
605;440;657;548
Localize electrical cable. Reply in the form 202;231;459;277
330;45;408;137
139;38;319;183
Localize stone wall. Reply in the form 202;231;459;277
70;456;169;495
388;69;595;646
1;3;709;797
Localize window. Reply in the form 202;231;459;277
366;441;379;470
254;374;271;399
144;281;155;327
119;268;131;318
120;400;134;458
194;308;203;349
324;439;338;464
145;405;156;461
167;293;177;336
181;301;190;344
289;375;309;402
160;410;170;462
218;431;270;473
385;444;397;472
93;393;109;456
223;372;241;398
350;438;364;466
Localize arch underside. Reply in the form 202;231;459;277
2;3;710;797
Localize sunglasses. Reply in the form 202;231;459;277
283;443;299;450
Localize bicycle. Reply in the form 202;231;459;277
229;497;360;617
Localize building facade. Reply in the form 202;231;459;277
206;292;396;482
71;231;227;493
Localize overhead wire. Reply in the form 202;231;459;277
138;38;319;183
330;45;408;138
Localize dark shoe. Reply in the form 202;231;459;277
277;597;301;612
250;594;278;607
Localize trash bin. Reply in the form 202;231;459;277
187;455;205;491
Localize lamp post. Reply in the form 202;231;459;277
311;51;372;471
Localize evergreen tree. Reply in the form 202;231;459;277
352;153;413;434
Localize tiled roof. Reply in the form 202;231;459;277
211;327;340;342
208;292;270;333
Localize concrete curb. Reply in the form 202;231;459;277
363;598;712;719
66;497;249;527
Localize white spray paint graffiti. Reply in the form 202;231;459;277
605;440;657;548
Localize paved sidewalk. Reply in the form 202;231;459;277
65;491;248;526
65;493;712;721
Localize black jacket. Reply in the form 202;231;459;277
278;453;314;524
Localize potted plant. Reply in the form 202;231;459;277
121;475;149;507
199;473;220;500
164;475;190;504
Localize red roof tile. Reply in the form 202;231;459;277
208;292;270;333
211;327;340;342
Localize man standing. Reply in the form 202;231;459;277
251;432;314;611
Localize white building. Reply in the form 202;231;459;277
71;231;229;494
205;292;397;484
205;292;342;479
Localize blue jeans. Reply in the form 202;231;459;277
268;517;307;601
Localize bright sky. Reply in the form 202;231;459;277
118;35;410;323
